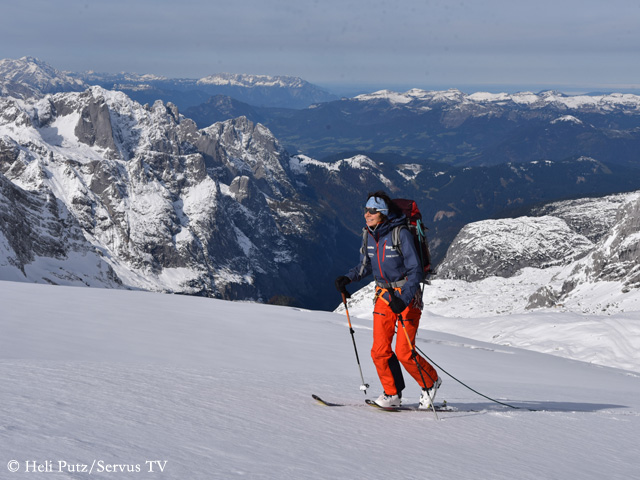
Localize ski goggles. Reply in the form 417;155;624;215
364;207;383;215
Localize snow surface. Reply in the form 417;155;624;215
342;271;640;373
292;153;378;173
551;115;583;125
291;154;394;187
1;280;639;479
396;163;422;181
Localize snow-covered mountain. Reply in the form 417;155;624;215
191;73;337;108
546;192;640;303
0;56;86;98
427;190;640;313
434;215;595;281
3;57;640;310
258;88;640;165
197;73;308;89
291;152;640;264
0;173;121;287
0;86;349;306
73;67;337;109
3;84;640;310
354;88;640;115
0;57;337;109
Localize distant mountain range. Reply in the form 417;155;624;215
2;56;640;309
0;56;337;109
4;56;640;170
73;68;338;110
0;56;86;97
221;89;640;166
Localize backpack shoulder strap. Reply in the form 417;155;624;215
357;227;369;277
360;227;368;255
392;224;407;257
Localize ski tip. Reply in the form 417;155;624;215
312;394;344;407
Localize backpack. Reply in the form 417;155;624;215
360;198;432;284
391;198;432;282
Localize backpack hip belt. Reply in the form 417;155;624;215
375;278;407;289
374;282;423;311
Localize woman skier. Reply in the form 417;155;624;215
335;191;441;408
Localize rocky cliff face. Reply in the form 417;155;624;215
436;216;594;281
568;193;640;289
437;191;640;309
0;86;344;306
0;172;121;286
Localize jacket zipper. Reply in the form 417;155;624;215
376;239;387;283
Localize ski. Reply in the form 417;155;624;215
312;394;347;407
313;394;465;412
365;398;460;412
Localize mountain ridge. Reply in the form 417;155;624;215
3;58;640;309
0;56;338;109
3;83;640;309
0;86;352;307
253;90;640;164
436;190;640;312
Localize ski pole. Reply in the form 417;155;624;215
342;292;369;394
397;313;439;421
413;344;522;410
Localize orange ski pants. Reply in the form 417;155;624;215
371;292;438;395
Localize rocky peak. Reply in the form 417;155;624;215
203;116;296;199
0;171;121;287
436;190;640;311
578;193;640;287
0;86;340;307
437;216;594;281
0;56;86;96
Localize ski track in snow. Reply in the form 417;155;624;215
1;281;639;479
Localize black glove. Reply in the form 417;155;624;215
388;294;406;314
335;276;351;298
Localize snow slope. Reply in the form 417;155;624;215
343;273;640;374
1;281;639;479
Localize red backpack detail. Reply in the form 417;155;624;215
391;198;432;281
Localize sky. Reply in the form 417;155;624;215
2;0;640;94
